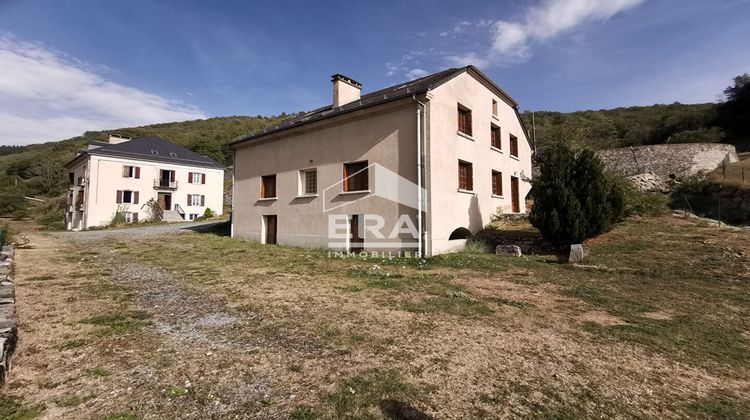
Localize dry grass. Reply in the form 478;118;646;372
709;155;750;188
2;215;750;418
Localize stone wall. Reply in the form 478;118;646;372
597;143;739;178
0;245;17;386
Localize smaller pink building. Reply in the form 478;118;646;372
65;135;225;230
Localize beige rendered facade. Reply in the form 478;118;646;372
66;136;224;230
231;66;533;256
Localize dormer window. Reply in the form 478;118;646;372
151;150;159;155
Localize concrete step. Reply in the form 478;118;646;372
161;210;185;223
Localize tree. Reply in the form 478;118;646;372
530;140;625;246
717;73;750;139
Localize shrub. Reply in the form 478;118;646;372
530;141;625;246
669;127;726;143
674;175;710;195
31;194;67;230
203;207;215;218
612;175;670;217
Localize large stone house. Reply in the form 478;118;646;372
65;135;224;230
231;65;533;256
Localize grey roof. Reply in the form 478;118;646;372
231;65;521;146
68;136;224;169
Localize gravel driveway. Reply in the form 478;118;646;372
58;220;227;241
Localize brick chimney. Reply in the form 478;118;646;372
332;73;361;107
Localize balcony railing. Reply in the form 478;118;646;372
154;179;178;190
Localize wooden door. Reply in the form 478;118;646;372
163;193;172;211
511;177;520;213
264;215;277;245
157;193;167;210
350;215;363;252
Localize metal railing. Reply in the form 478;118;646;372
174;203;185;219
154;179;178;189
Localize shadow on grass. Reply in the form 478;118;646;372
183;221;230;236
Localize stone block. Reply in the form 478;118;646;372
569;244;584;264
496;245;522;257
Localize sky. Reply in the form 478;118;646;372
1;0;749;145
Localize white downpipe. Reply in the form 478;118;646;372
413;95;426;257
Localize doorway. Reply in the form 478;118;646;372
157;192;172;211
159;169;175;187
349;214;364;252
510;176;520;213
263;215;277;245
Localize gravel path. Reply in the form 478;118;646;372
58;220;227;241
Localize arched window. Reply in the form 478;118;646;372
449;227;472;240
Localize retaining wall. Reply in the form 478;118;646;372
597;143;739;178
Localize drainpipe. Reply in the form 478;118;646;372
412;94;426;257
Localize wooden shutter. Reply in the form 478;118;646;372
135;167;140;179
200;195;205;206
170;170;176;182
116;190;122;204
187;194;192;205
134;191;139;204
201;173;206;184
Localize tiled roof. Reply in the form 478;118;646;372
70;136;224;169
231;65;520;146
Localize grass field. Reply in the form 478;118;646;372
3;215;750;419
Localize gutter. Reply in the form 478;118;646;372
412;94;426;257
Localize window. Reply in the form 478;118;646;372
458;161;473;191
124;212;139;223
190;172;206;184
457;105;472;136
69;172;74;186
343;161;368;192
122;165;140;178
492;99;498;116
76;190;84;210
492;171;503;196
189;213;199;221
491;125;501;150
299;168;317;195
261;175;277;198
510;134;519;157
187;194;205;206
116;190;139;204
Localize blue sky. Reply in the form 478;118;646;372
1;0;749;145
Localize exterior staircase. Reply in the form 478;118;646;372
161;210;185;223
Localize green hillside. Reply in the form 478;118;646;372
521;102;733;150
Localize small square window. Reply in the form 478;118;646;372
261;175;277;198
300;168;317;195
492;99;498;116
344;161;368;192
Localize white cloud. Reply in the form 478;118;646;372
449;0;645;67
405;68;429;79
0;35;207;145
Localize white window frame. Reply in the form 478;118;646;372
123;165;136;178
189;213;199;221
124;212;137;223
298;168;318;196
190;194;203;206
190;172;203;184
122;190;135;204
